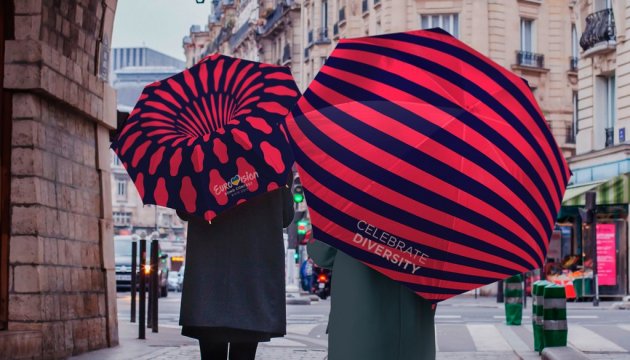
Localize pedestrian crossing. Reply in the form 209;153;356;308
435;323;630;354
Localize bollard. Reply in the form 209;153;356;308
542;283;568;350
504;274;523;325
138;234;147;340
532;280;551;352
150;238;159;333
130;237;138;323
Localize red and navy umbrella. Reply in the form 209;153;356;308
111;54;299;221
285;29;571;303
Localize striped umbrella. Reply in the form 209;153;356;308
285;28;571;303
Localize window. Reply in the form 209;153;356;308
112;154;120;166
594;0;611;11
161;213;173;227
571;24;578;59
322;0;328;32
595;74;616;148
116;179;127;197
420;13;459;38
113;212;132;226
521;18;535;52
572;91;579;136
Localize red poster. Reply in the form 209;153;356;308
596;224;616;286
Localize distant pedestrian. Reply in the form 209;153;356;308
308;240;436;360
177;176;294;360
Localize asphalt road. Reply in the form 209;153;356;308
115;291;630;359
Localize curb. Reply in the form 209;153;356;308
541;347;589;360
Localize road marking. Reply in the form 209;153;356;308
434;325;439;352
497;324;530;353
436;315;462;319
287;324;319;336
267;337;307;348
494;315;531;319
567;315;598;319
467;324;512;351
159;324;182;329
619;324;630;332
568;324;627;353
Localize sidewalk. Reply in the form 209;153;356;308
71;320;328;360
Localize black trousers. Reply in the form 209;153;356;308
199;340;258;360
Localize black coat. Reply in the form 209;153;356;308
177;185;294;342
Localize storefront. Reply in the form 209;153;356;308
554;173;629;299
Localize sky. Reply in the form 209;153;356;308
112;0;211;61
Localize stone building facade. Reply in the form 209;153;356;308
184;0;579;157
1;0;119;358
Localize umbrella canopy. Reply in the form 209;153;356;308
111;54;299;221
285;28;571;303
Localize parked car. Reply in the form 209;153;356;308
168;271;181;292
114;235;170;297
177;265;185;291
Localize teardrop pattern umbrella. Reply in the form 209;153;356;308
111;54;300;221
285;28;571;303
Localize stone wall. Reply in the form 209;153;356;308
1;0;118;358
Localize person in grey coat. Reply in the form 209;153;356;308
176;179;294;360
308;239;436;360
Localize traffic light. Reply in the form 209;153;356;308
294;251;300;264
297;219;308;235
293;185;304;203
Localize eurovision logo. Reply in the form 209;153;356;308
213;171;259;197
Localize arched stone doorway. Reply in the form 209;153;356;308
0;0;119;358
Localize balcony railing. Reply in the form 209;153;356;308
580;8;615;52
339;7;346;23
229;22;251;50
258;4;287;35
569;56;578;72
333;23;339;37
566;124;576;144
605;127;614;147
315;27;330;44
282;43;291;64
362;0;368;13
516;50;544;68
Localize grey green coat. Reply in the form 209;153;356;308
308;240;436;360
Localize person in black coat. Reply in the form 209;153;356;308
176;178;294;360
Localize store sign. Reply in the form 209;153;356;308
548;230;562;260
596;223;616;286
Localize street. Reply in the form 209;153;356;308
69;292;630;360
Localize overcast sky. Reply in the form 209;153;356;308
112;0;211;61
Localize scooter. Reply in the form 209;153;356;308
313;267;331;300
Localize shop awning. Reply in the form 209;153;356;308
562;173;630;206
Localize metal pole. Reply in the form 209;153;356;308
523;273;527;309
592;221;599;306
151;238;159;333
130;236;138;323
147;251;153;329
585;191;599;307
497;280;504;303
138;233;147;339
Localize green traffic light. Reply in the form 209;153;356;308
293;193;304;203
297;220;308;235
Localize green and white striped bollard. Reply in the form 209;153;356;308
504;274;523;326
542;283;568;349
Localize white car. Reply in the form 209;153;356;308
167;271;181;292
